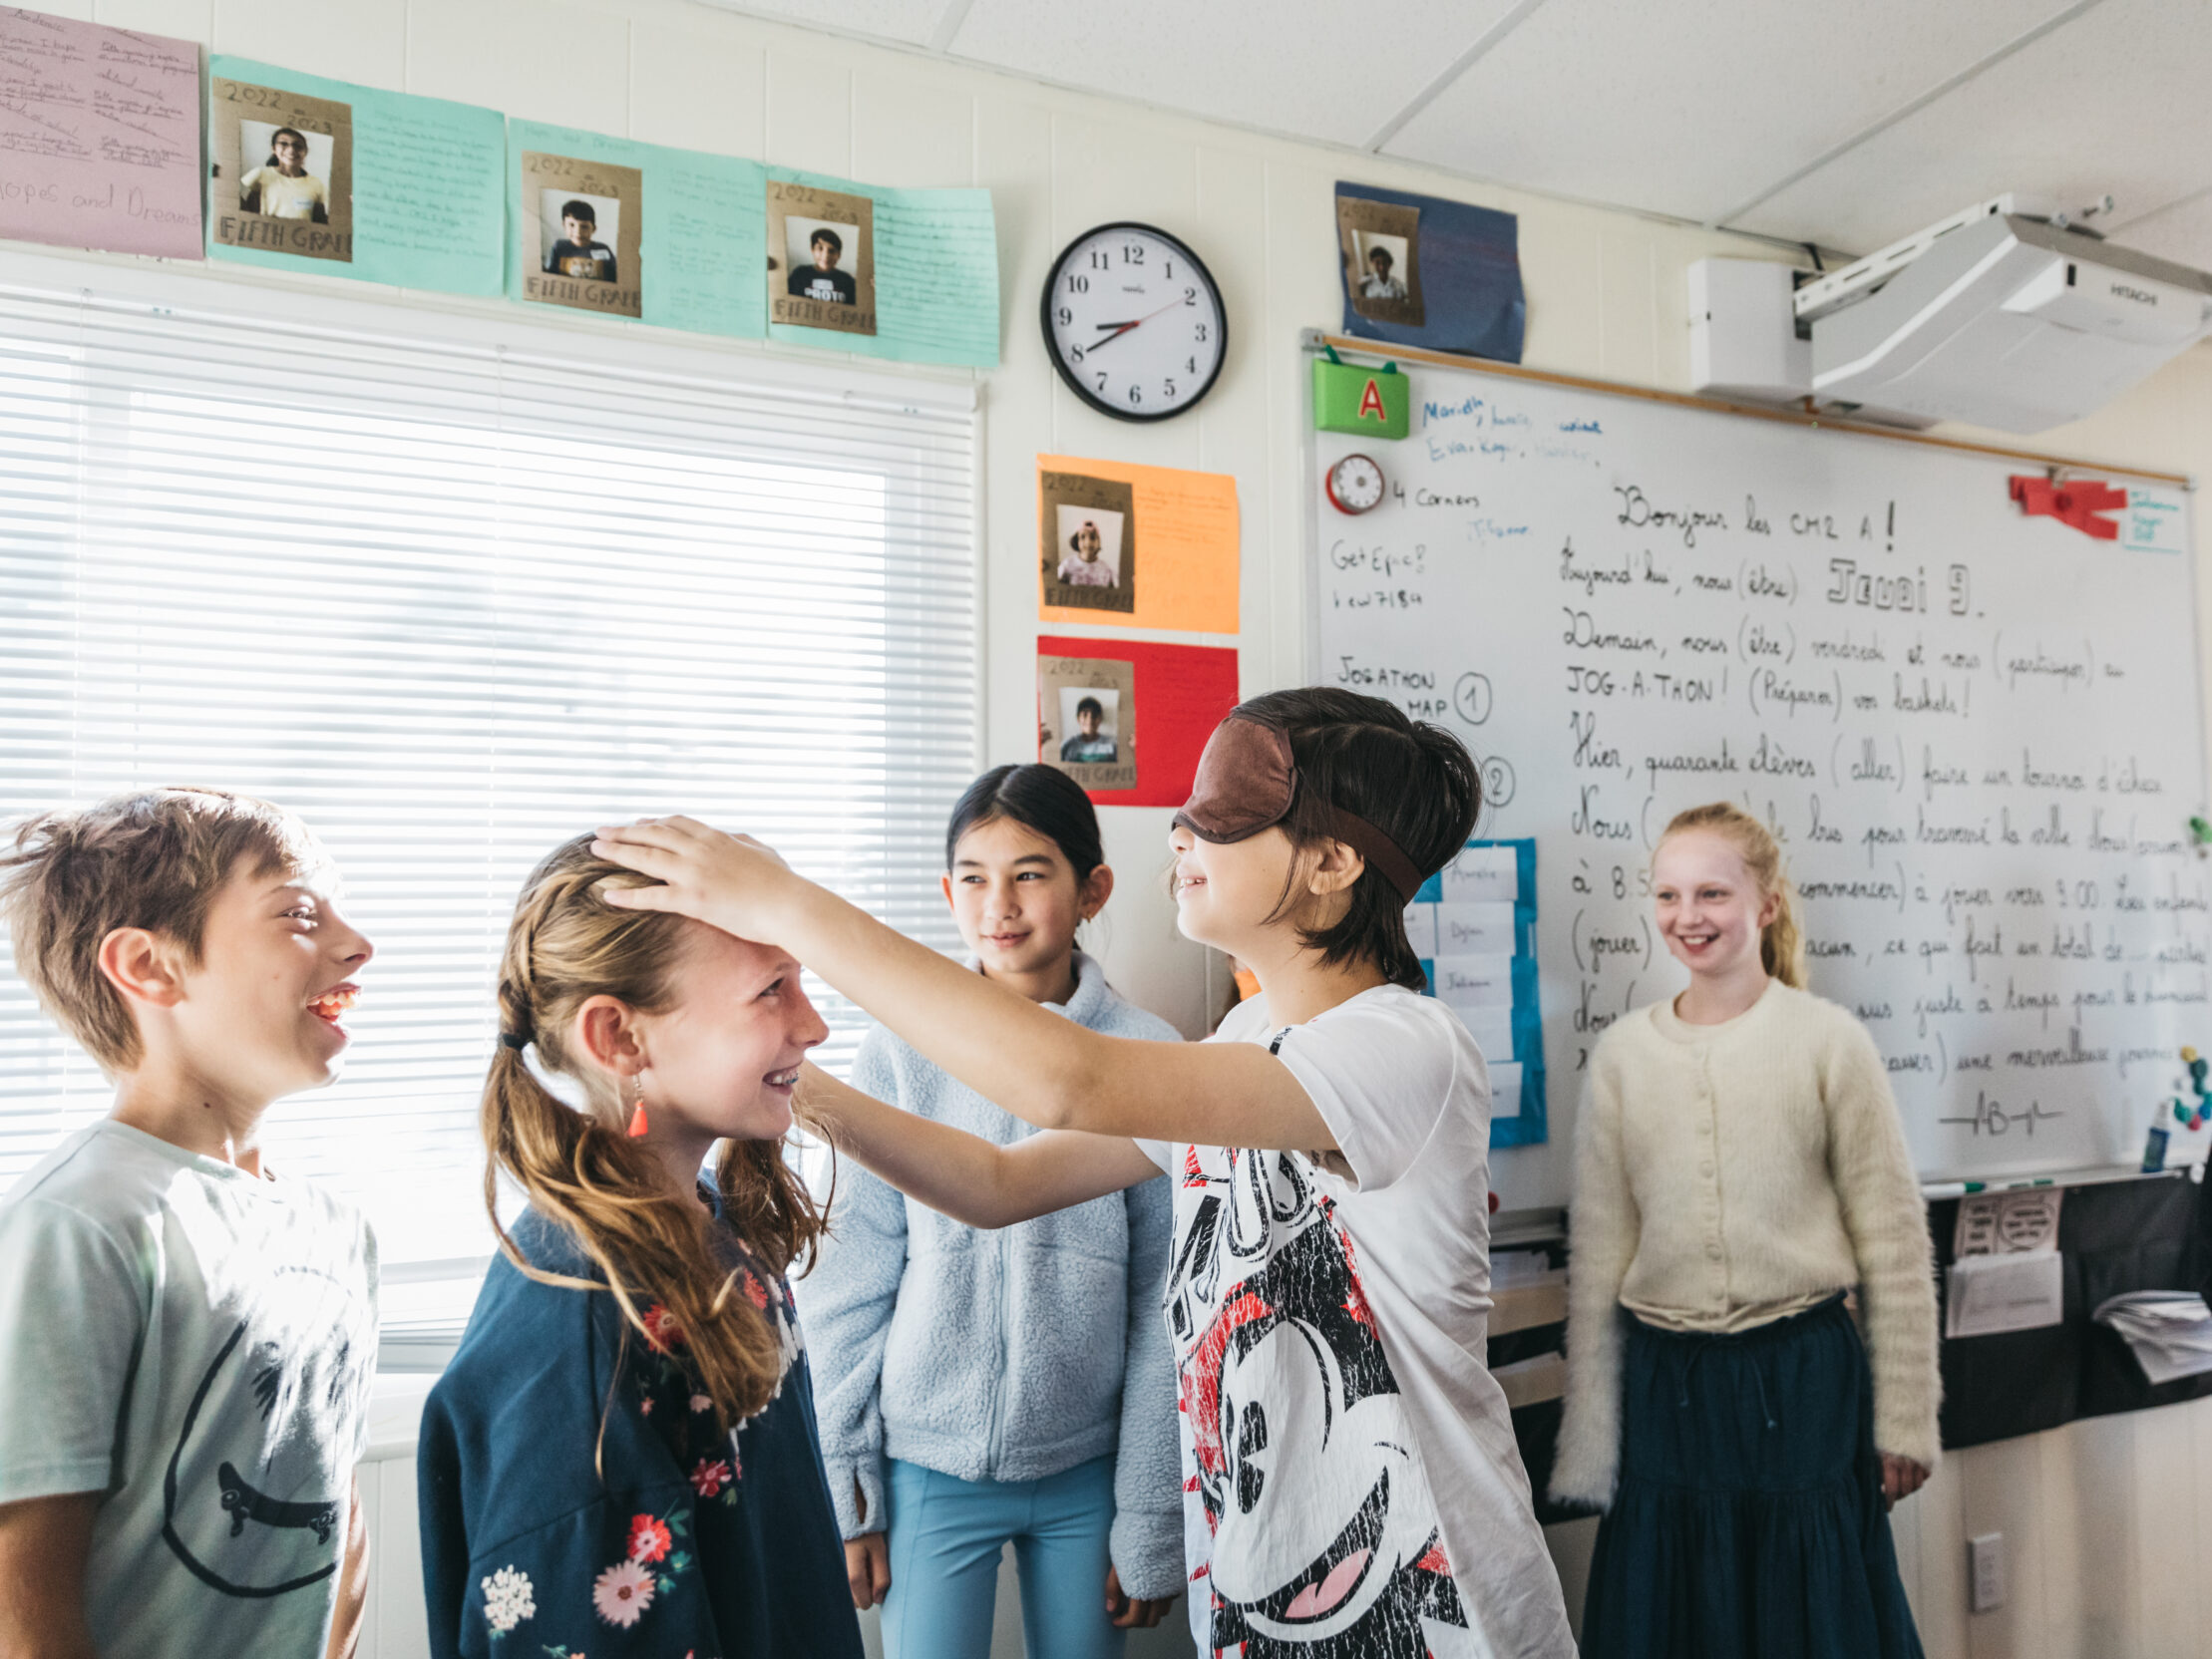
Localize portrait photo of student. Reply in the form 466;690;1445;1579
767;181;877;337
238;124;332;223
1053;504;1126;592
208;81;354;262
1338;192;1424;326
1356;232;1410;301
785;220;859;306
541;190;619;284
519;152;643;319
1057;691;1120;765
1038;470;1137;615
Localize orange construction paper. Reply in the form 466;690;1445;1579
1036;454;1239;633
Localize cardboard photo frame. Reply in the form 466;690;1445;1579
520;150;643;319
768;179;877;336
210;79;354;262
1039;470;1137;615
1339;194;1423;327
1039;654;1137;795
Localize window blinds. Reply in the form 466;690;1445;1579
0;264;978;1267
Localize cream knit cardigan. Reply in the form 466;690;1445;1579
1550;980;1942;1508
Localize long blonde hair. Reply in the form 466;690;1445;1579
1658;802;1805;988
483;834;829;1430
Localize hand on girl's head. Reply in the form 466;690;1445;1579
589;817;795;934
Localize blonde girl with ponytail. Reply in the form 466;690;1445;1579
1554;802;1941;1659
416;835;864;1659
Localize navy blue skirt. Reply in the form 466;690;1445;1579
1580;1294;1924;1659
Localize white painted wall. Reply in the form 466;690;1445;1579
30;0;2212;1653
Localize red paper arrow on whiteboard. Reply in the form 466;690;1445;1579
2009;475;2127;540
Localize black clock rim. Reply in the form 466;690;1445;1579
1040;221;1229;424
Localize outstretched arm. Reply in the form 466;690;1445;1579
797;1062;1161;1228
595;819;1334;1153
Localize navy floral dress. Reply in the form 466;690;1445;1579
417;1206;862;1659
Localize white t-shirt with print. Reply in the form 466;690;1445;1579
0;1122;378;1659
1138;985;1572;1658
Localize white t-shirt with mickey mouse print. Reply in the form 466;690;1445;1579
1138;985;1573;1658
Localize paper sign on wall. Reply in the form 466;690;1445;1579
508;120;768;339
1036;636;1239;809
1337;180;1524;363
0;9;200;259
766;166;998;367
1036;456;1238;634
208;58;505;294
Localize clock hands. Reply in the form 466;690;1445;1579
1083;296;1188;355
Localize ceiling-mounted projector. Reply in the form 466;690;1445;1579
1795;195;2212;433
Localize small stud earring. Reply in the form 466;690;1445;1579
626;1071;649;1138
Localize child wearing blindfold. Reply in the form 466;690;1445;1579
590;688;1576;1659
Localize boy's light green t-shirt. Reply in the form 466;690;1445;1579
0;1121;378;1657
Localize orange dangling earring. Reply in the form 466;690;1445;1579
626;1071;650;1139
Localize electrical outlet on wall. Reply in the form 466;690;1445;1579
1969;1532;2007;1613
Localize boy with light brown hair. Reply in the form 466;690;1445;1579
0;789;379;1659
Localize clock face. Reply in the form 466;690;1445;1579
1327;454;1386;514
1042;223;1227;422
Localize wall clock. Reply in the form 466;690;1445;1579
1042;222;1227;422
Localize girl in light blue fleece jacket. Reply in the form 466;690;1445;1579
795;764;1183;1657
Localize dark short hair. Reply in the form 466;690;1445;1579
1239;687;1480;989
1075;696;1105;722
945;765;1104;882
810;227;843;256
560;199;596;227
1367;245;1393;267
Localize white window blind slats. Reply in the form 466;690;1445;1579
0;275;977;1266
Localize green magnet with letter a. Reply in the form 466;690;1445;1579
1313;350;1409;440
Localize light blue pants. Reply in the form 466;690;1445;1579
883;1454;1128;1659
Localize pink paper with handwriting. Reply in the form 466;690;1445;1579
0;7;201;258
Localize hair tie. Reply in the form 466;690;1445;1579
499;1029;532;1051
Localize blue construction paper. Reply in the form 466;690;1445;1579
1338;180;1524;363
208;57;504;295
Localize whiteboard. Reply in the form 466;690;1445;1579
1309;354;2206;1207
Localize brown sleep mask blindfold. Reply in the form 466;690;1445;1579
1171;713;1427;904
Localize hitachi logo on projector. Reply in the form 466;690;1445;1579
1802;205;2212;433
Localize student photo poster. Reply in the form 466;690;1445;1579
1335;180;1525;363
208;57;505;294
1035;636;1239;808
1036;456;1238;635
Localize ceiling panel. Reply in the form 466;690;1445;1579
943;0;1533;151
1380;0;2076;227
2112;187;2212;271
697;0;946;47
1732;0;2212;256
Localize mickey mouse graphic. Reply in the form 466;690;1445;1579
1168;1146;1475;1657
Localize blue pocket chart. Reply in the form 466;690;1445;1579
1409;837;1545;1148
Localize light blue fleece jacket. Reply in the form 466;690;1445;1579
795;952;1184;1601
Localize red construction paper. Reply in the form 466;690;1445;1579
1037;635;1240;808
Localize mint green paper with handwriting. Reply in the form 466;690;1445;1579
208;58;505;295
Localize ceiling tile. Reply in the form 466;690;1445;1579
1732;0;2212;256
1381;0;2069;227
694;0;945;47
944;0;1532;151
